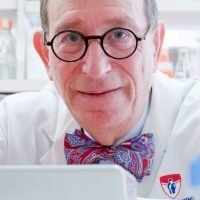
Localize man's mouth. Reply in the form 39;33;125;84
78;88;121;96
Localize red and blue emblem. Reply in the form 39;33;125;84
160;174;181;199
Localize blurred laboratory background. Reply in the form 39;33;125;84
0;0;200;194
0;0;200;90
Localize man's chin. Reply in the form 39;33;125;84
78;112;125;131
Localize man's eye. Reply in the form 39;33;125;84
107;29;130;42
113;31;125;39
68;33;80;42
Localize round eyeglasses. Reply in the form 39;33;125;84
43;27;150;62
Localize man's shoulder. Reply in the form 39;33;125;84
153;71;197;100
183;79;200;100
0;82;60;117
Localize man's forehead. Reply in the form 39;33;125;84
48;0;144;10
48;0;147;33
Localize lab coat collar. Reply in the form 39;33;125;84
145;72;195;149
42;99;79;143
40;84;79;164
41;81;80;143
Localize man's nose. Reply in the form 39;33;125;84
81;41;111;79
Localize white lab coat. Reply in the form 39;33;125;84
0;71;200;199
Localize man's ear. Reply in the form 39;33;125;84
152;22;165;71
33;31;52;80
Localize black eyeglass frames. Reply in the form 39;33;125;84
43;26;150;62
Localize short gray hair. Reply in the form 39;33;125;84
40;0;48;32
40;0;159;32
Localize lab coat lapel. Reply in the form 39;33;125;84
147;73;196;198
137;72;177;195
40;95;79;165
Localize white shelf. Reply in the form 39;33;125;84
0;80;49;93
157;0;200;12
25;1;40;13
157;0;200;30
0;0;17;10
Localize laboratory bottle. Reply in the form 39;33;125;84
0;19;16;79
174;48;190;80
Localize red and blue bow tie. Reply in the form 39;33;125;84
64;129;154;182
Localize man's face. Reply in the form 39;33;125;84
41;0;163;145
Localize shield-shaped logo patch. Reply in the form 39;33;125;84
160;174;181;199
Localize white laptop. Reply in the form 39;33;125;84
0;165;137;200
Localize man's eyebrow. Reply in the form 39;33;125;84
103;18;142;32
104;18;133;27
106;17;148;33
54;20;85;33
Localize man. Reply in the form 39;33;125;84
0;0;199;199
168;178;176;194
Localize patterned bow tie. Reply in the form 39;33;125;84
64;129;154;182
